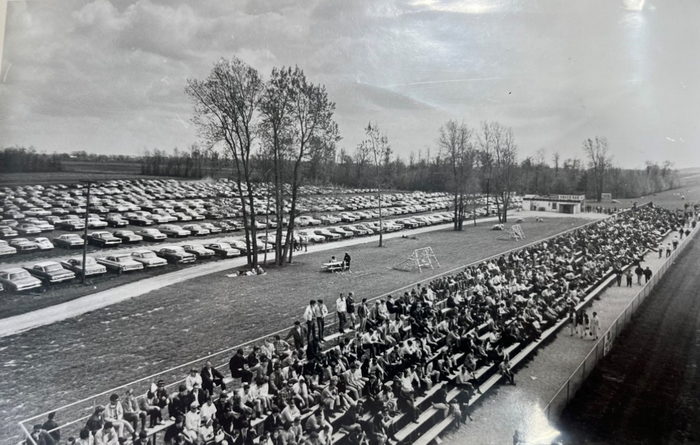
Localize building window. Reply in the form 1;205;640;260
552;203;557;210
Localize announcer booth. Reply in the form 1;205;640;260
523;194;585;214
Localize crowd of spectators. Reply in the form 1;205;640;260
28;206;691;445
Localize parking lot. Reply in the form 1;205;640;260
0;178;521;300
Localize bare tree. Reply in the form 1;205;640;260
438;120;475;231
185;57;263;267
259;67;295;266
479;121;518;223
283;67;339;263
583;136;611;202
357;122;392;247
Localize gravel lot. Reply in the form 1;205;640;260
0;217;586;444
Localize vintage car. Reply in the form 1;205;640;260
26;261;76;284
204;242;240;258
136;228;167;242
87;231;123;247
159;224;192;238
0;267;43;291
0;225;18;238
131;249;168;268
55;218;85;231
8;237;39;252
182;224;210;236
113;230;143;244
105;214;129;228
60;256;108;277
16;223;41;235
180;243;215;259
53;233;84;248
32;237;54;250
158;246;196;264
97;254;145;273
0;240;18;256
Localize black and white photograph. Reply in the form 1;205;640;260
1;0;700;444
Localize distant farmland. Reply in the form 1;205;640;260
1;160;160;185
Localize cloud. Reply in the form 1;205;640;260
1;0;699;168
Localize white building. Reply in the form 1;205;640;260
523;194;585;214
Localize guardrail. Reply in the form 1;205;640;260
544;220;697;421
16;211;612;444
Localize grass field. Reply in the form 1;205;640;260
0;216;590;444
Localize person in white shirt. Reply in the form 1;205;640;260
183;402;201;444
103;394;134;438
336;293;347;333
185;368;203;391
304;300;317;341
315;299;329;340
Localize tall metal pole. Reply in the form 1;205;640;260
81;181;92;284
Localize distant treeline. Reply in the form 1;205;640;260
138;145;680;200
2;145;680;200
0;147;64;173
139;146;229;178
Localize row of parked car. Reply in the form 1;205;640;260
0;240;248;292
1;179;455;242
0;210;466;292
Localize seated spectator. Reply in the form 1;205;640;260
200;361;226;396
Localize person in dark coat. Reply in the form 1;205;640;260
229;349;253;383
42;412;60;443
343;252;351;270
200;361;226;395
285;321;306;351
28;424;55;445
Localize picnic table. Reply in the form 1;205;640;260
321;260;347;272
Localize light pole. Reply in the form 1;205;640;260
80;180;92;284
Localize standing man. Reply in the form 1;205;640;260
643;266;653;284
634;265;644;285
336;293;347;333
315;299;329;341
589;312;601;340
343;252;352;271
625;269;633;287
613;264;622;287
41;413;60;444
358;298;370;332
286;320;306;351
346;292;356;329
304;300;317;342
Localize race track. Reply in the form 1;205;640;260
558;236;700;444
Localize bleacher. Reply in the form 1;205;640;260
25;206;690;445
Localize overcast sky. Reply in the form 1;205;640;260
1;0;699;168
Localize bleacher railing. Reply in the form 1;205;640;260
544;220;697;421
16;212;612;444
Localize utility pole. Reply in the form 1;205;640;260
80;181;92;284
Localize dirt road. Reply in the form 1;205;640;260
557;237;700;444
